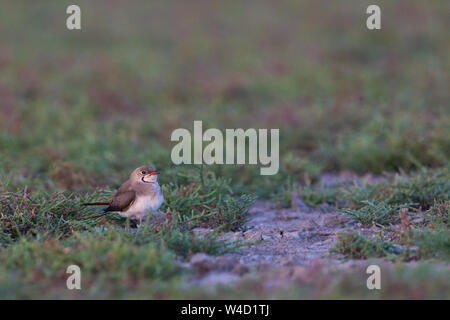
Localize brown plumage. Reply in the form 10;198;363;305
83;166;164;220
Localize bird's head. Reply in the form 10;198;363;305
131;166;160;184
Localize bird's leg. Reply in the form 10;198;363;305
136;212;165;230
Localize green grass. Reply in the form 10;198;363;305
161;168;255;232
0;233;184;299
333;231;400;259
0;168;251;255
340;168;449;227
333;174;450;261
0;0;449;298
299;185;341;207
344;200;407;226
343;168;450;211
0;169;251;298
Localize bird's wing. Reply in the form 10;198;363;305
116;179;132;194
105;190;136;212
104;180;135;212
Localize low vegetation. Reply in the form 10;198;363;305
0;0;448;298
332;169;449;261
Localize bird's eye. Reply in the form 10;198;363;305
141;171;147;175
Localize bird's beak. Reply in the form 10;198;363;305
142;170;160;183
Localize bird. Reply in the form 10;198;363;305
82;166;164;221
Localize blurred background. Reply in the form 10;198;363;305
0;0;448;196
0;0;449;300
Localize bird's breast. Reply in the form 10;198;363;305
128;192;164;214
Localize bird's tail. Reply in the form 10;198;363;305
82;202;110;206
